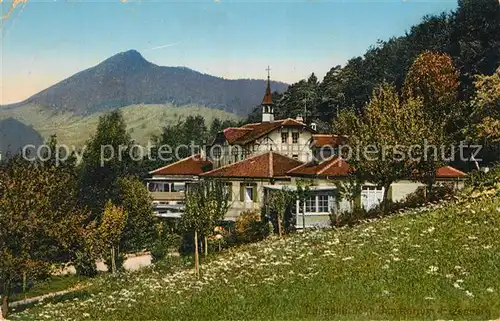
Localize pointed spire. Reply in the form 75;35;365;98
262;65;273;105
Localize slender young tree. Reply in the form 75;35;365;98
267;187;294;238
180;179;230;277
98;201;128;274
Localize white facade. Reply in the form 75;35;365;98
213;125;314;168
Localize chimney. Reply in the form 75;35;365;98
310;122;317;131
296;115;304;122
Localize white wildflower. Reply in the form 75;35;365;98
465;290;474;297
342;256;354;261
486;287;494;293
427;265;439;274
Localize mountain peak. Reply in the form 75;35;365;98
102;49;149;67
118;49;144;59
21;50;290;115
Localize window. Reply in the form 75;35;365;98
301;194;331;213
240;183;257;203
212;146;222;160
149;182;169;192
292;154;299;160
281;132;288;144
318;194;329;212
292;132;299;144
234;154;239;163
305;196;316;213
245;187;254;202
171;182;185;192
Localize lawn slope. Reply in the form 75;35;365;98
12;195;500;320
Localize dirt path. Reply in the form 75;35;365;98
9;254;152;309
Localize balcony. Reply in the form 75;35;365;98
149;191;185;201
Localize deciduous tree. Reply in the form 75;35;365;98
117;177;157;253
403;51;463;196
0;152;90;318
180;179;230;277
98;201;128;274
334;83;428;209
267;187;294;238
79;110;142;221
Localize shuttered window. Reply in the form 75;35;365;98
239;183;258;202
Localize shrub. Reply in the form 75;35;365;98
103;250;126;272
235;210;270;244
74;252;98;277
429;183;455;201
402;186;427;208
466;164;500;191
151;234;181;263
330;207;368;227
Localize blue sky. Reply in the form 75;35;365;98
0;0;458;104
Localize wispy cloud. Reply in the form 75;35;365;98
145;41;182;52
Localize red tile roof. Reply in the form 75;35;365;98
287;156;352;178
201;152;303;179
149;154;212;176
436;165;467;178
223;128;253;144
311;134;348;147
230;118;312;145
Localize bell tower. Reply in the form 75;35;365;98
261;66;274;122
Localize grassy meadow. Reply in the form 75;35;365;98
0;104;240;147
10;194;500;320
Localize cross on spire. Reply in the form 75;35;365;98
261;65;274;108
